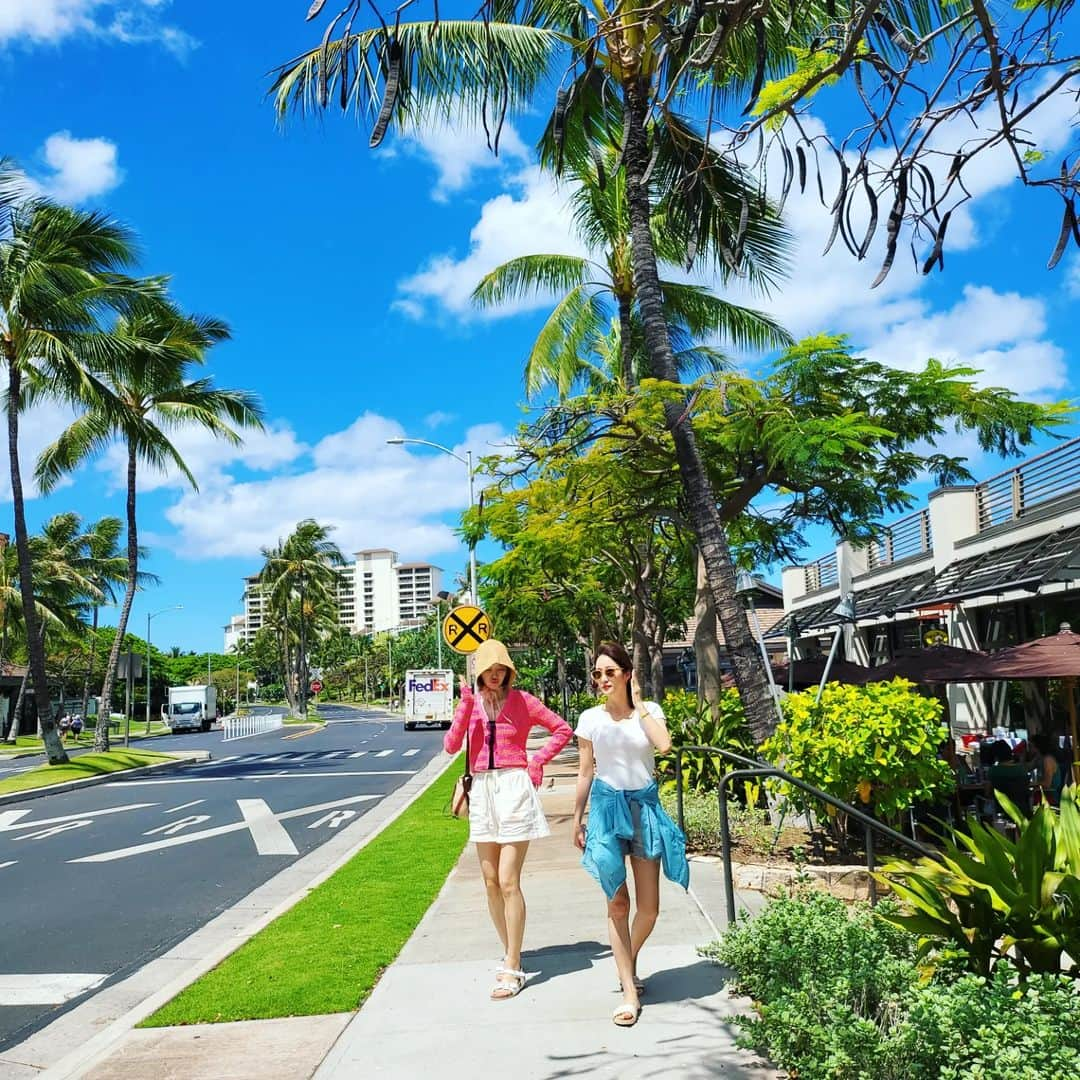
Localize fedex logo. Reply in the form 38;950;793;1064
409;678;450;693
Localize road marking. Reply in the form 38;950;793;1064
374;749;393;758
283;725;323;740
0;861;15;870
144;814;211;836
321;751;348;759
0;803;157;834
348;751;368;758
291;752;321;761
70;794;379;863
402;748;420;757
190;755;238;769
118;770;416;786
19;820;92;840
0;973;108;1006
165;799;206;814
308;809;356;829
259;754;290;762
238;799;298;855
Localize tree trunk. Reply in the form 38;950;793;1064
617;291;635;390
630;593;651;699
693;551;723;710
81;605;99;725
97;443;140;751
7;363;66;763
622;77;776;744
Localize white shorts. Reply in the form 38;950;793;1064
469;768;550;844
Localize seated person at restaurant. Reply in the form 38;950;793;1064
1032;734;1066;807
987;740;1032;816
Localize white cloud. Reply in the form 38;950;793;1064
159;416;509;561
395;166;586;320
36;132;122;203
394;123;530;203
1066;254;1080;299
424;410;456;429
0;396;78;503
0;0;195;55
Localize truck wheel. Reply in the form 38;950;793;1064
201;720;211;733
404;721;415;731
441;722;451;730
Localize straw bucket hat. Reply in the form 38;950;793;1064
473;639;517;684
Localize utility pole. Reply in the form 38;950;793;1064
298;570;308;720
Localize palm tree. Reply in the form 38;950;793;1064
259;520;344;717
473;154;791;397
270;7;796;740
35;299;265;750
0;165;160;763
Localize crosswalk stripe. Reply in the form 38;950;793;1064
402;748;420;757
237;798;298;856
374;749;393;758
321;751;348;759
191;755;237;768
0;973;108;1005
0;861;16;870
348;750;368;758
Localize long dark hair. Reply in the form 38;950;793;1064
594;641;634;707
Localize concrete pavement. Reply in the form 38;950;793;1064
59;739;777;1080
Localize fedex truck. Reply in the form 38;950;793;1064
162;685;218;733
404;669;454;731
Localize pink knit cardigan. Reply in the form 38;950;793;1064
443;687;572;787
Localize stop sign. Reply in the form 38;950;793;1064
310;680;323;694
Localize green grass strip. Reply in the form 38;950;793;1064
0;750;175;794
141;762;467;1026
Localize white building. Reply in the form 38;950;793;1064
223;613;246;654
226;548;443;648
768;436;1080;736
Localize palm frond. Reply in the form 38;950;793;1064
472;254;591;309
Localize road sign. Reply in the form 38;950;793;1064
310;679;323;694
442;605;493;654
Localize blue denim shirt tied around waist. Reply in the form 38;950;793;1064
582;778;690;900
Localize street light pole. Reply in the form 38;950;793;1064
146;605;182;735
386;437;478;603
298;570;308;721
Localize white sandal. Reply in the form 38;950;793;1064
612;1002;641;1027
490;967;526;1000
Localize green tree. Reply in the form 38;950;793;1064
36;298;265;750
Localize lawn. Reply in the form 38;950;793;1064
0;749;176;795
141;763;466;1026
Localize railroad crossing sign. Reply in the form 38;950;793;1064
442;604;493;654
310;679;323;694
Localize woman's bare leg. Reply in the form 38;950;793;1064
476;842;507;956
607;882;639;1014
628;855;661;980
497;840;530;973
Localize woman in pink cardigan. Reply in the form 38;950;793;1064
443;639;572;1000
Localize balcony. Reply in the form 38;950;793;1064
866;508;933;570
976;436;1080;531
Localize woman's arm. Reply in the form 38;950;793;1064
572;737;595;850
442;683;474;755
632;673;671;753
524;693;574;785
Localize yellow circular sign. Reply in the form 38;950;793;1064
442;605;493;654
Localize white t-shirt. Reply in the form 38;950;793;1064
575;701;664;791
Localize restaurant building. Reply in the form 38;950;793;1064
769;437;1080;736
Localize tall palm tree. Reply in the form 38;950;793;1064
259;520;344;716
473;154;791;397
270;6;797;740
0;166;159;763
35;299;265;749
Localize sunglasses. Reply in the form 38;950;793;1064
591;667;623;680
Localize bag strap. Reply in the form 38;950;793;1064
462;693;473;781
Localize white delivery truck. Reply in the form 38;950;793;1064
162;685;218;733
403;669;454;731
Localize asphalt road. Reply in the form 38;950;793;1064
0;703;446;1051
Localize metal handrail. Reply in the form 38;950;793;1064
672;745;941;927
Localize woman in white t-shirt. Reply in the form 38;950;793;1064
572;641;688;1028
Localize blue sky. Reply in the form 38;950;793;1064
5;1;1079;652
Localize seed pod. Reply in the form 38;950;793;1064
857;174;878;260
307;0;328;20
871;171;907;288
1047;200;1077;271
796;145;807;193
921;210;952;274
591;145;606;191
685;237;698;272
947;153;964;184
741;19;767;116
777;144;794;215
339;35;350;110
734;194;749;264
369;38;402;148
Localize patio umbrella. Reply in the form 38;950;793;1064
858;644;988;685
975;624;1080;780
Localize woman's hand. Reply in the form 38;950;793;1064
458;673;470;693
630;669;643;707
572;822;586;850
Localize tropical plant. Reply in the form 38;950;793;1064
761;679;954;848
656;687;752;794
875;785;1080;980
35;298;264;749
0;168;160;763
472;156;791;397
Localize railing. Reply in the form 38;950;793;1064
673;745;939;927
804;551;839;592
866;508;933;569
976;436;1080;530
222;712;284;741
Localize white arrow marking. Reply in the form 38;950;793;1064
19;820;92;840
238;799;298;855
0;803;157;833
0;973;108;1005
308;809;357;830
70;794;378;863
403;748;420;757
374;749;393;758
165;799;206;814
144;814;211;837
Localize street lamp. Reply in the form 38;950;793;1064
434;588;454;668
146;605;182;735
817;593;858;703
735;570;784;727
386;437;477;605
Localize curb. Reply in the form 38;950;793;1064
3;751;456;1079
0;752;212;807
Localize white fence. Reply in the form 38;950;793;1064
222;712;284;742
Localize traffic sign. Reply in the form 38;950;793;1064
310;679;323;694
442;605;493;654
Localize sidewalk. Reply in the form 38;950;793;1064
74;740;777;1080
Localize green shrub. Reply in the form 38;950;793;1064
657;688;751;794
660;788;774;855
762;679;954;846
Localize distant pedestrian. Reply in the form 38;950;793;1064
443;639;573;1000
572;641;689;1028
